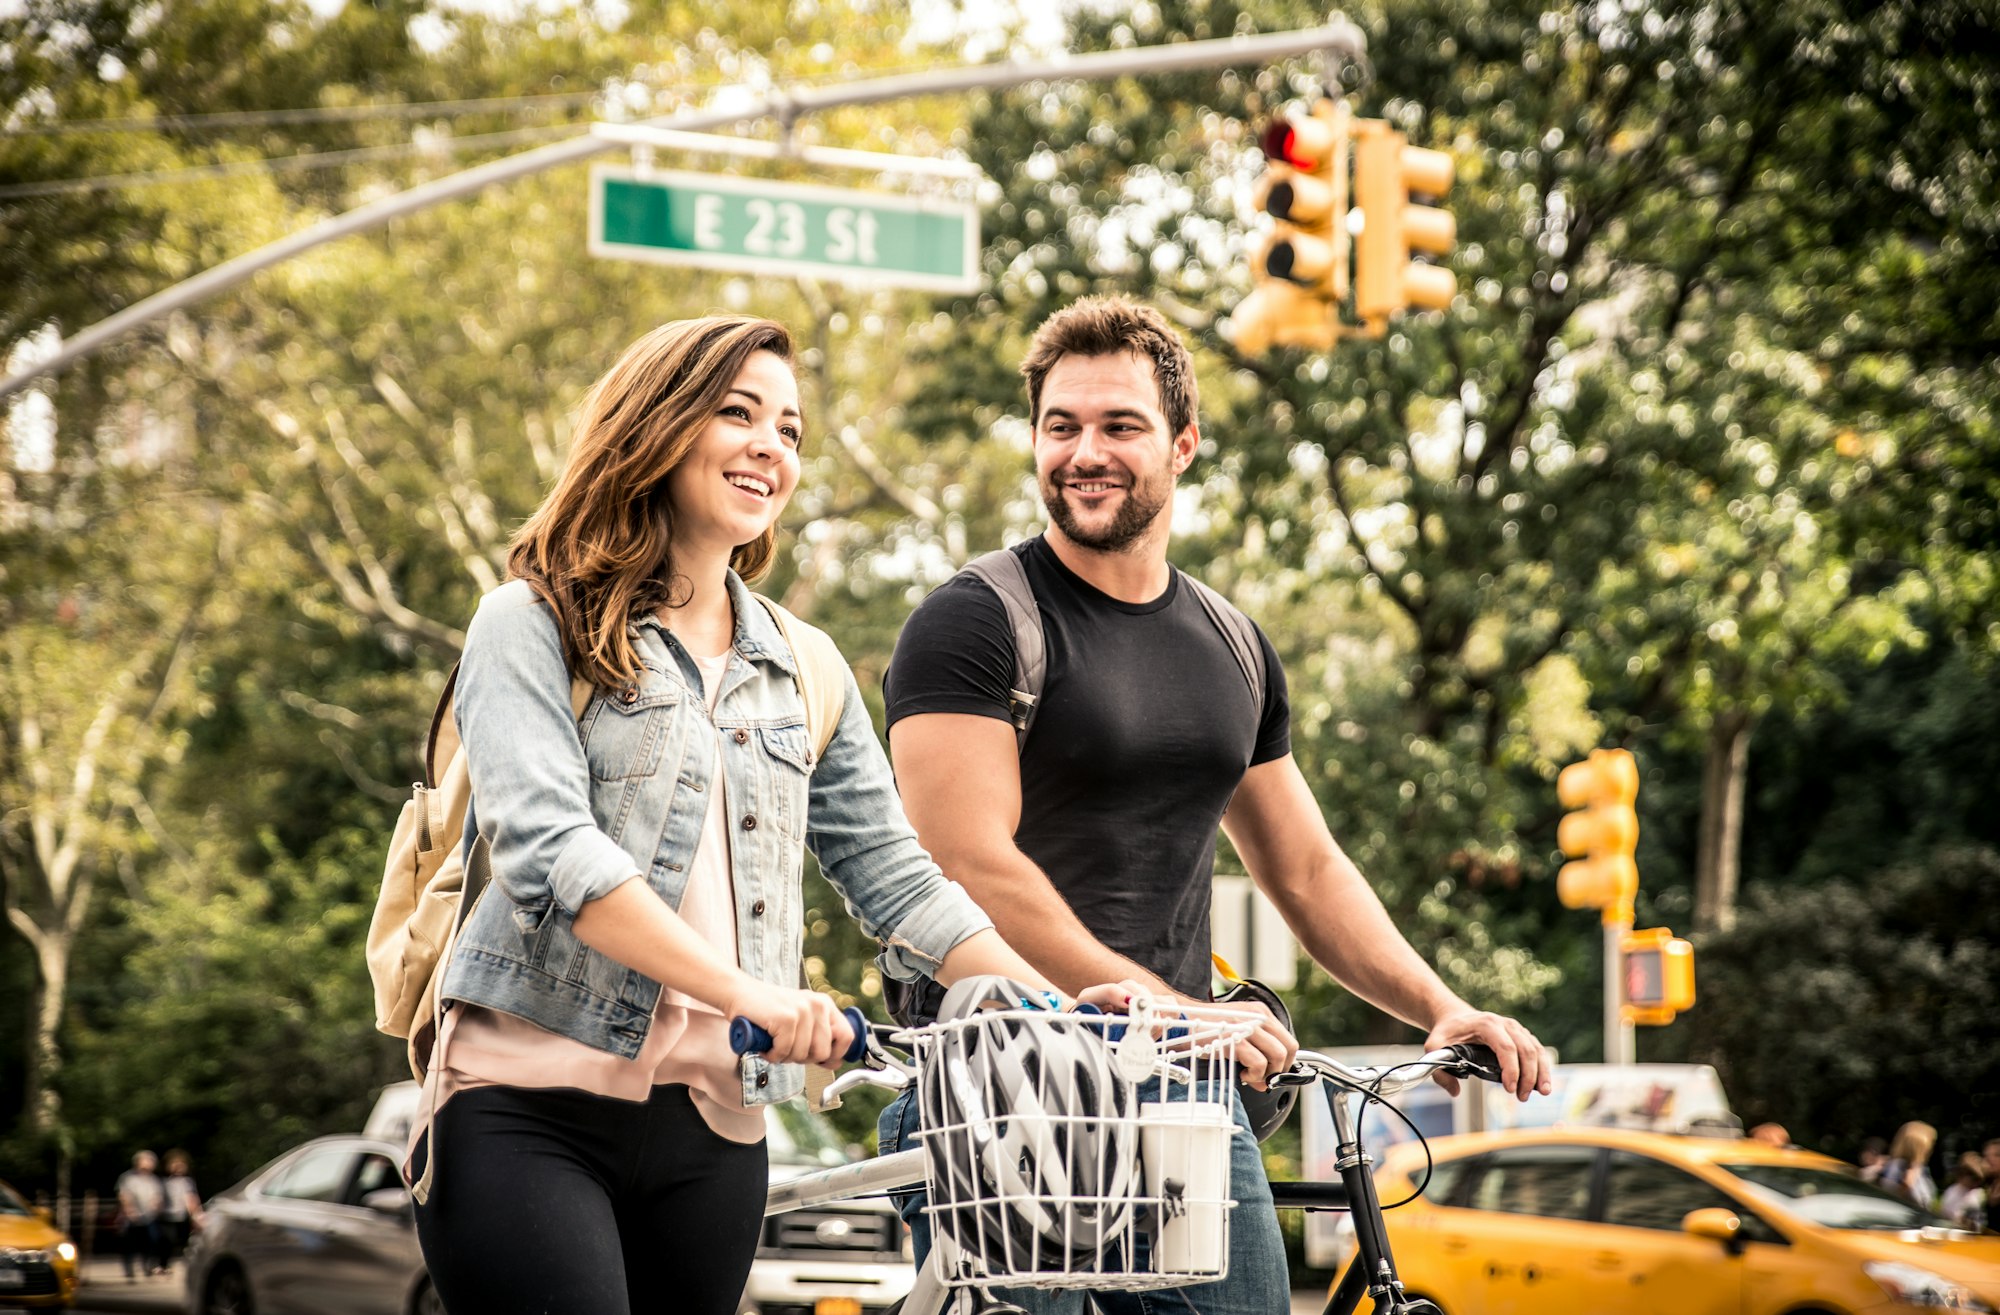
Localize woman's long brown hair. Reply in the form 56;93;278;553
508;316;794;691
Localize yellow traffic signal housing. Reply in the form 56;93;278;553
1353;118;1457;332
1231;99;1346;354
1555;748;1640;924
1621;927;1696;1025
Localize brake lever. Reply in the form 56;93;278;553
1446;1042;1504;1085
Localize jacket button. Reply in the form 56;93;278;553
621;686;638;704
741;815;757;831
752;900;766;917
733;728;749;745
756;1072;769;1088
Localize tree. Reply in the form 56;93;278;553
0;481;221;1181
1664;845;2000;1158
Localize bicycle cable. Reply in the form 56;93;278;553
1342;1057;1458;1211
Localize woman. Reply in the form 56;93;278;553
1881;1121;1939;1210
159;1152;202;1269
411;316;1121;1315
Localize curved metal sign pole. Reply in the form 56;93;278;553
1;22;1363;401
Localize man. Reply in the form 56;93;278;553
878;295;1550;1312
115;1149;166;1281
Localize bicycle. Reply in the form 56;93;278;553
733;983;1502;1315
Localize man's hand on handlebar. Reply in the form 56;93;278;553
1210;994;1298;1092
1424;1009;1550;1101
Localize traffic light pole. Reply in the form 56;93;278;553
1605;917;1636;1065
1;22;1365;400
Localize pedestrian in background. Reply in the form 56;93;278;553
114;1149;165;1280
1881;1121;1939;1210
1941;1153;1987;1229
1749;1122;1791;1148
1858;1135;1890;1183
159;1151;203;1268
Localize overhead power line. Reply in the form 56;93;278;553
0;124;587;200
4;90;600;137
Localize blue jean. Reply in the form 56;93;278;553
877;1079;1289;1315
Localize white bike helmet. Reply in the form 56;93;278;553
917;976;1139;1276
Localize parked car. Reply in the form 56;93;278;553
1345;1126;2000;1315
363;1081;912;1314
0;1179;77;1309
182;1135;433;1315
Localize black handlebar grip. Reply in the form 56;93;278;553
729;1006;869;1064
1448;1042;1504;1084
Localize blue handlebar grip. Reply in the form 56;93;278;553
728;1007;869;1064
1070;1002;1128;1043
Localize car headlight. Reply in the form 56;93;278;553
1865;1260;1997;1312
55;1241;77;1263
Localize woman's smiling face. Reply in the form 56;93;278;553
665;350;803;556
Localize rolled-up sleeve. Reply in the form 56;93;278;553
456;582;639;916
805;664;992;981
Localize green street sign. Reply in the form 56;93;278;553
589;165;980;294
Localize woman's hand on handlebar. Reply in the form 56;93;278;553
723;977;855;1069
1424;1008;1551;1101
1072;980;1152;1013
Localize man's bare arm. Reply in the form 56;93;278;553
1222;754;1551;1099
889;712;1172;998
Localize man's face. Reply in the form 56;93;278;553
1033;351;1196;554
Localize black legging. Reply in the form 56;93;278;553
412;1083;768;1315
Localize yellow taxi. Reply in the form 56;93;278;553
1347;1127;2000;1314
0;1179;77;1308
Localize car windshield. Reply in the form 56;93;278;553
1722;1163;1952;1231
766;1102;850;1169
0;1183;32;1216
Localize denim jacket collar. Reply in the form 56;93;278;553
629;570;797;679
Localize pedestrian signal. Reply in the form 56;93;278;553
1231;99;1346;354
1621;927;1696;1025
1353;117;1457;332
1555;748;1640;924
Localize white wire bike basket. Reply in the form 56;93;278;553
905;997;1262;1291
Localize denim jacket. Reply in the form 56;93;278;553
439;574;992;1106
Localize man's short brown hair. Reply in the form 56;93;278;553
1020;295;1199;438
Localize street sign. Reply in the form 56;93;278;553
589;165;980;293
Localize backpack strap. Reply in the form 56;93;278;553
960;548;1044;753
752;593;846;765
410;671;593;1207
1179;570;1267;714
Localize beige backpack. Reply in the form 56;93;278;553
366;594;846;1084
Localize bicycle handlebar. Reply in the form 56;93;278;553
729;1006;870;1064
1282;1041;1505;1097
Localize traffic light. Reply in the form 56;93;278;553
1353;117;1457;332
1231;99;1346;354
1621;927;1696;1025
1555;748;1640;924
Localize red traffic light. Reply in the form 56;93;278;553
1261;115;1339;171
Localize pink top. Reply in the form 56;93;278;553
416;649;764;1147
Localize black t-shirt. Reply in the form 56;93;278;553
883;535;1290;1000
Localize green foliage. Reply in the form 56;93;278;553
60;824;406;1192
1660;845;2000;1160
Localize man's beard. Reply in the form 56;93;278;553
1040;468;1171;552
